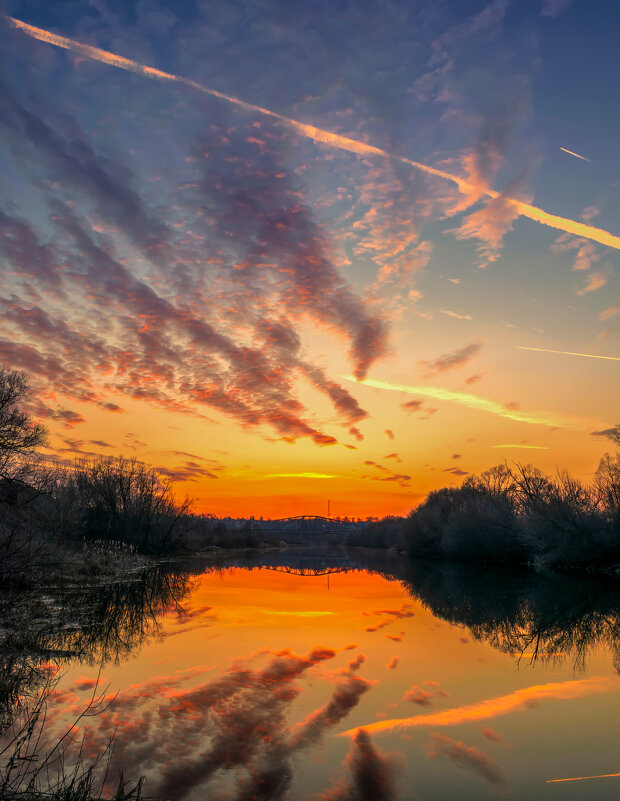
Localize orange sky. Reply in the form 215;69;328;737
1;4;619;517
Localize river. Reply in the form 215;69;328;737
4;550;620;800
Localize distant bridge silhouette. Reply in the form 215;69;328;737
257;515;360;536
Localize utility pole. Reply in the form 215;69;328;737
327;499;331;518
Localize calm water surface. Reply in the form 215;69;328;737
43;554;620;800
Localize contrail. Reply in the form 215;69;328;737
6;16;620;252
265;472;338;479
341;676;618;737
491;444;549;449
518;346;620;362
342;375;576;428
560;147;591;162
547;772;620;784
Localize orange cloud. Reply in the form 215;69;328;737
344;376;578;428
599;303;620;321
577;271;608;295
7;16;620;255
341;676;618;736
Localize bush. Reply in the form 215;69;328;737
72;456;192;553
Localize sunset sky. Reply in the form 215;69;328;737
1;0;618;518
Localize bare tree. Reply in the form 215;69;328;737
0;368;46;485
605;424;620;447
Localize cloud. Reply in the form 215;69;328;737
341;676;619;736
450;186;523;267
291;674;373;750
599;303;620;321
361;461;411;488
465;373;486;385
84;646;365;800
443;467;469;476
541;0;573;17
384;429;394;440
552;232;601;273
347;376;576;428
386;657;399;670
403;685;433;707
157;461;219;481
7;15;620;257
426;733;506;789
440;309;473;321
577;271;608;295
420;343;481;377
482;727;510;747
315;730;398;801
401;399;424;413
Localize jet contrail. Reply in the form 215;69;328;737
340;676;618;737
560;147;591;162
547;772;620;784
6;15;620;252
342;375;576;428
491;444;549;449
518;346;620;362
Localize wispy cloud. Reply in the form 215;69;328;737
541;0;572;18
426;733;506;789
440;309;473;321
343;376;576;428
341;676;618;736
599;303;620;321
420;342;481;376
7;16;620;255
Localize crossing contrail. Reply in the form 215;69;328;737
518;346;620;362
6;15;620;252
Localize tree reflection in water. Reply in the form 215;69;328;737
397;558;620;672
0;566;194;727
205;549;620;672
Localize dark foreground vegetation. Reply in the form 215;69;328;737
350;440;620;572
0;561;193;800
0;366;274;591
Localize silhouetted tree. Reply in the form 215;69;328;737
606;424;620;447
73;456;193;552
0;367;46;487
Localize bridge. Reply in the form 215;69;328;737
253;515;362;544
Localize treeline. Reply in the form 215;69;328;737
349;455;620;570
0;367;268;587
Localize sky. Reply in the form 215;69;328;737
0;0;618;518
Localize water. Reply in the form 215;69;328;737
9;552;620;800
